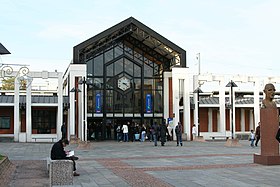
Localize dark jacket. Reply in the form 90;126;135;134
160;124;168;141
255;125;260;138
151;123;159;135
276;128;280;143
51;140;67;160
175;124;182;135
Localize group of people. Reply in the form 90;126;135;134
116;122;148;142
115;120;191;147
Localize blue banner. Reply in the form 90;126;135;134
96;93;101;113
146;94;152;113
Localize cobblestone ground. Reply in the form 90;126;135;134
1;141;280;187
0;162;15;187
6;160;49;187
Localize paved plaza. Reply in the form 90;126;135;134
0;140;280;187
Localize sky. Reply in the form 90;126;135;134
1;0;280;88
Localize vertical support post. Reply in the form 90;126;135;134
83;77;86;142
230;83;234;139
197;90;200;136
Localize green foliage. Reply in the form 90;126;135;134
1;77;27;90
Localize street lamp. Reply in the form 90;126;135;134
194;87;203;136
226;80;238;139
70;87;81;140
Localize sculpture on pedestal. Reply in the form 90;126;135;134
254;83;280;165
261;83;276;109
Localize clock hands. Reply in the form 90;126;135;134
123;82;129;87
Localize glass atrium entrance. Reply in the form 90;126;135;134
73;17;186;141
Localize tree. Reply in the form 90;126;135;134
1;77;26;90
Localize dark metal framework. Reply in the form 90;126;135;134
74;17;186;69
73;17;187;140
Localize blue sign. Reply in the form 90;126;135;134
146;94;152;113
96;93;101;113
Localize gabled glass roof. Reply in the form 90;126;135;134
73;17;186;69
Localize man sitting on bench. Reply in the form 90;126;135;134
51;139;80;176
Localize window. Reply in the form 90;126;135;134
0;117;10;129
32;109;56;134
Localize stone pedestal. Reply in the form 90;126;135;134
49;160;73;186
254;108;280;165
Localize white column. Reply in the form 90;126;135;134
240;109;245;132
57;73;63;141
84;82;88;142
218;77;226;134
208;109;213;132
253;78;260;127
172;70;180;140
14;77;20;141
163;72;171;121
250;110;254;131
26;78;32;142
193;75;199;136
69;75;76;137
183;72;191;140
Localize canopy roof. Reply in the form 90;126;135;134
73;17;186;69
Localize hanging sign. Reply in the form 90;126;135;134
146;94;152;113
96;93;101;113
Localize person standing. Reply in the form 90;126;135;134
255;122;261;147
192;124;197;140
160;120;168;146
249;129;255;147
61;123;67;140
167;124;172;141
116;124;122;142
151;122;159;146
141;124;146;142
175;122;183;146
122;123;129;142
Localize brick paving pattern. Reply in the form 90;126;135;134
1;140;280;186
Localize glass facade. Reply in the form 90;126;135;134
86;39;164;140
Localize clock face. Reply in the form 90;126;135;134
118;76;131;91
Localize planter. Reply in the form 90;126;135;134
0;156;12;176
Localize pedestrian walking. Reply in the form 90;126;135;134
249;129;255;147
122;123;129;142
61;123;67;140
175;122;183;146
160;120;168;146
192;124;197;140
141;124;146;142
151;122;159;146
255;122;261;146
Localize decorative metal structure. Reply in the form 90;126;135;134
226;80;238;139
72;17;187;140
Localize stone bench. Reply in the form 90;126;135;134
49;159;73;186
209;136;229;141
